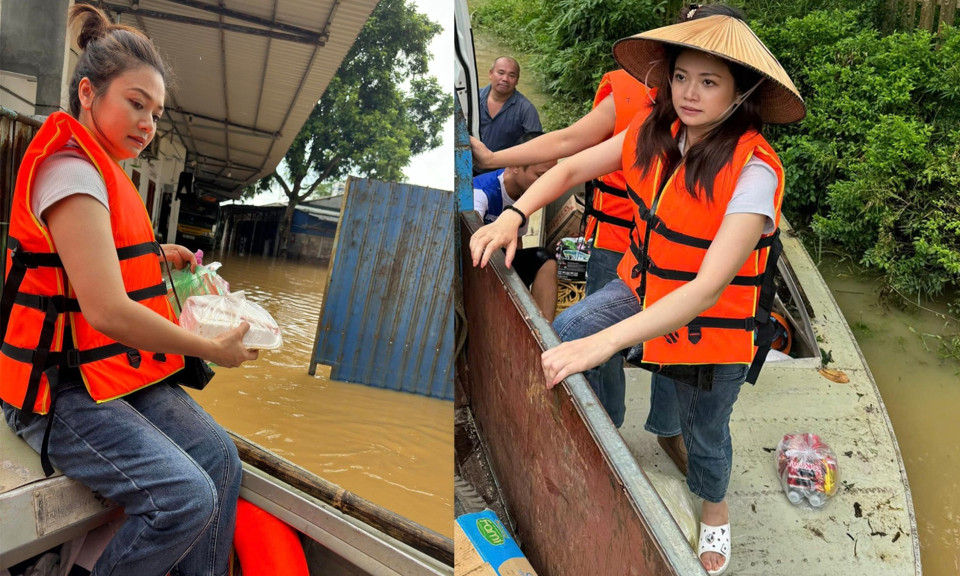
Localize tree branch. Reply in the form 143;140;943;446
300;155;343;201
271;171;293;196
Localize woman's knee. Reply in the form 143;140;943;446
155;467;218;534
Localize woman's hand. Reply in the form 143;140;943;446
469;210;523;268
541;334;617;388
470;136;496;170
160;244;197;272
207;322;259;367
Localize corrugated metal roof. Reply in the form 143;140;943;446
91;0;380;199
311;177;455;400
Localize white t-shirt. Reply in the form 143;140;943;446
473;171;529;235
30;139;109;226
679;134;778;234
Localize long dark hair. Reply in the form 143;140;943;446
67;5;169;118
634;4;762;203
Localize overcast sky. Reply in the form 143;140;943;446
401;0;454;191
252;0;453;204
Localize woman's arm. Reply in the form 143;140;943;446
45;195;257;368
470;95;617;170
540;212;767;386
469;130;626;269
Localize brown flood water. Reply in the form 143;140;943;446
819;254;960;576
185;253;454;538
474;25;960;576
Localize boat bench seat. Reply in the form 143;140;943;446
0;421;120;570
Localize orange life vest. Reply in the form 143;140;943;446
0;112;185;417
583;70;653;252
617;115;784;384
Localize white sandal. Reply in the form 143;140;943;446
698;522;731;575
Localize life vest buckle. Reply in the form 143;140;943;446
66;348;80;368
153;353;167;362
688;326;702;344
126;349;142;369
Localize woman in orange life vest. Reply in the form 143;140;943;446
0;6;257;576
469;5;804;574
469;70;650;430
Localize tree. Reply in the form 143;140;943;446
252;0;452;257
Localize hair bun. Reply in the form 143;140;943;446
71;4;112;50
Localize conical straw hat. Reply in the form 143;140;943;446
613;15;805;124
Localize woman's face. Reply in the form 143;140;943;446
77;65;165;162
670;49;738;140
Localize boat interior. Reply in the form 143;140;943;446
454;211;921;576
1;425;451;576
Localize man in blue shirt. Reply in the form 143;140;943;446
478;57;542;153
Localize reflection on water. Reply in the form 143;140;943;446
188;253;453;537
819;254;960;576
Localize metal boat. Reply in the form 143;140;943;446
0;426;453;575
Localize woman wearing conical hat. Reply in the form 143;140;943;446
469;4;805;574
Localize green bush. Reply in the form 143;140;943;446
756;11;960;311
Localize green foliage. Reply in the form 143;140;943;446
262;0;451;255
754;10;960;310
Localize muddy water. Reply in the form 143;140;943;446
473;24;960;576
186;254;453;538
818;255;960;576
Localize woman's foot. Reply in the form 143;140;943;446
699;500;730;574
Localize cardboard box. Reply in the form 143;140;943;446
454;511;539;576
545;195;584;249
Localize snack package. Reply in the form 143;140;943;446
179;291;283;350
165;262;230;315
775;433;840;508
555;237;590;261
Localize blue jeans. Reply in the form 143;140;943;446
3;378;241;576
583;246;628;426
553;278;747;502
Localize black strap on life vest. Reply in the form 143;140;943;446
2;238;162;426
744;229;783;384
625;226;783;385
18;297;60;429
582;179;634;241
38;365;61;477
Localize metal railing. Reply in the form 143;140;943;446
0;105;44;288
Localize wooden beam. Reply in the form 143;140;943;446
161;0;324;40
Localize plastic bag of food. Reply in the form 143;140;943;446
775;432;840;508
165;262;230;315
179;291;282;350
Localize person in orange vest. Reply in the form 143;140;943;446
471;71;653;431
469;5;805;574
0;6;257;576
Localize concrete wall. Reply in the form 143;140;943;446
0;0;70;115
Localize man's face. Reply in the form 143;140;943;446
488;58;520;97
514;160;556;192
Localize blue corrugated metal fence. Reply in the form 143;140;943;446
310;177;455;400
